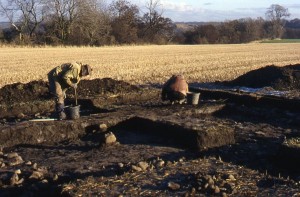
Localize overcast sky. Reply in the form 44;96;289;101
133;0;300;22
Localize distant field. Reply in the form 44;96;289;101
1;44;300;88
260;39;300;43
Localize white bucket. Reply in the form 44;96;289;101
186;92;200;105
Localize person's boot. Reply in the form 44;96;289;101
59;111;67;120
56;103;66;120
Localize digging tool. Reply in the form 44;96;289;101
29;118;56;122
74;86;78;106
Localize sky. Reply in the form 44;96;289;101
133;0;300;22
0;0;299;23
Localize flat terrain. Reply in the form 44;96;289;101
0;45;300;196
0;70;299;196
1;44;300;87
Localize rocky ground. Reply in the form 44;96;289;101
0;64;300;196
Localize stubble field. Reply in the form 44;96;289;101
1;43;300;87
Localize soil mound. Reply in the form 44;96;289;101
70;78;140;97
0;78;140;105
0;80;50;105
226;64;300;90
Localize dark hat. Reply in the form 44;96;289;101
81;64;92;76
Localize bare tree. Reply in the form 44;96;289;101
0;0;23;41
69;0;112;45
45;0;78;42
0;0;47;42
139;0;175;44
265;4;290;38
194;24;219;44
109;0;139;44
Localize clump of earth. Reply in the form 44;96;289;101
0;81;50;105
225;64;300;90
66;78;140;97
0;64;300;196
0;78;140;105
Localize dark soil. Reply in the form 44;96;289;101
68;78;140;97
0;81;50;105
0;78;139;105
0;78;141;119
225;64;300;90
0;66;300;196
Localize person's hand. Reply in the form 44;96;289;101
72;83;78;89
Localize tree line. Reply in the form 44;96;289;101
184;4;299;44
0;0;298;46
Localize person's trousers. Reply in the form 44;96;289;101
167;91;186;102
48;71;65;105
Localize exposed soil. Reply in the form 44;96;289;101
69;78;140;97
0;65;300;196
0;78;139;105
225;64;300;90
0;81;50;105
0;78;141;119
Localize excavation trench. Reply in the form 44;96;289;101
0;114;236;197
1;115;235;151
1;67;300;196
2;107;299;197
109;117;235;150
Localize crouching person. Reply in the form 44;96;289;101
162;75;189;104
48;62;92;120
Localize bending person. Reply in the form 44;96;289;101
162;74;189;104
48;62;92;120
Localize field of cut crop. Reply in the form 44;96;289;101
1;43;300;87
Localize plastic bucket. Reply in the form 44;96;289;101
65;105;80;120
186;92;200;105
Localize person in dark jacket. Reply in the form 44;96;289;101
48;62;92;120
162;75;189;104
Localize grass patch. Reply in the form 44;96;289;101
260;39;300;43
